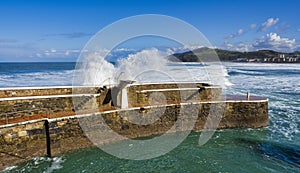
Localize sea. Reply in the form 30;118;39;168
0;61;299;173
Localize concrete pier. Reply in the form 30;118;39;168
0;83;268;170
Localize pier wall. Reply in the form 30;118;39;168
0;100;268;169
126;83;222;106
0;84;268;169
0;87;73;98
0;87;100;98
0;97;74;121
133;87;222;106
0;87;110;124
0;84;222;123
0;117;90;169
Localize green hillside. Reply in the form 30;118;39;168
170;47;300;62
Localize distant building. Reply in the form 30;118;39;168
263;58;272;62
236;58;247;62
279;54;285;58
263;54;298;63
246;58;260;62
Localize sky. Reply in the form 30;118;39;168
0;0;299;62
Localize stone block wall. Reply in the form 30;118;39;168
0;87;112;124
0;100;268;150
0;85;268;169
127;83;201;106
0;87;99;98
127;83;222;107
0;97;74;123
0;118;91;169
0;99;268;169
0;88;72;98
194;101;268;130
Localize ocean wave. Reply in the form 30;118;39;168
226;63;300;145
75;48;231;88
0;70;74;87
2;156;65;173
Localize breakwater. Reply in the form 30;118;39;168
0;83;268;169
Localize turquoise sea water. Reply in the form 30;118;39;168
1;62;299;172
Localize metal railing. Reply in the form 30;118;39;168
0;108;51;125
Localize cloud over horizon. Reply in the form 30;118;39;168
258;18;279;31
223;32;298;52
222;16;300;52
225;28;244;39
253;32;296;52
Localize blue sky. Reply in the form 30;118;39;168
0;0;299;62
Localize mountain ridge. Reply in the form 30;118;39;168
171;47;300;63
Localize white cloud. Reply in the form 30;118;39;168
250;24;256;29
180;44;205;51
237;29;243;35
0;43;38;60
113;48;135;52
0;44;82;61
36;53;42;58
236;43;252;52
225;34;235;39
259;18;279;31
223;42;252;52
253;32;296;51
166;44;205;54
225;29;244;39
223;42;234;49
39;49;83;58
222;32;298;52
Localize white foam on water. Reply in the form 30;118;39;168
77;48;230;88
0;70;74;87
43;157;64;173
1;48;232;88
1;165;17;172
116;48;169;83
225;62;300;143
74;52;115;86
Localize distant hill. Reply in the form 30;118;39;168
170;47;300;63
